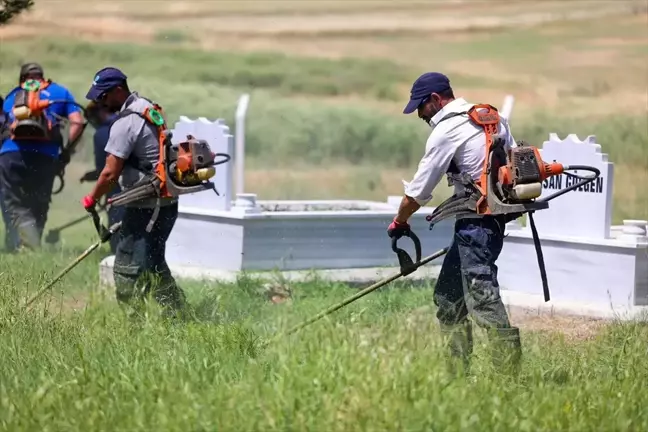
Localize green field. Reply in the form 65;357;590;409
1;1;647;430
2;247;648;431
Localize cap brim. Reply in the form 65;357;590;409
403;97;423;114
86;86;103;101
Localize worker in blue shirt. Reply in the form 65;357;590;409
0;63;85;251
81;100;123;253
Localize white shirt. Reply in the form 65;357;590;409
403;97;517;206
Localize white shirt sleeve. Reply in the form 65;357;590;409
403;130;456;206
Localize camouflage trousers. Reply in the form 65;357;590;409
433;215;521;375
113;203;186;316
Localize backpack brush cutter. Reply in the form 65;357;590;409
263;105;601;345
9;78;90;195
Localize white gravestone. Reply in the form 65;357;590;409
527;133;614;239
170;117;234;212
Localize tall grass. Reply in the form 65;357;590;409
0;250;647;431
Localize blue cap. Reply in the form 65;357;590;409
403;72;451;114
86;67;128;101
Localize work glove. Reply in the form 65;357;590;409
387;218;410;239
81;195;97;213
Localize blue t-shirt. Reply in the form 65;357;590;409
0;81;81;158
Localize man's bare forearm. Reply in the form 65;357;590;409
67;112;85;143
395;195;421;223
68;123;84;143
89;170;118;201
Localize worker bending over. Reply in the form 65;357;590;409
81;67;186;318
0;63;84;251
388;72;522;376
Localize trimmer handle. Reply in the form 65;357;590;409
89;208;108;239
391;230;422;276
89;206;121;243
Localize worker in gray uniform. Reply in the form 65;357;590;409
81;67;186;318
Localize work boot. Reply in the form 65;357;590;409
489;326;522;376
439;322;473;376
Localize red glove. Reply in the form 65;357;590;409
387;217;410;239
81;195;97;212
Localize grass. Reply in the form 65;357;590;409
1;249;647;431
0;4;647;429
0;165;645;430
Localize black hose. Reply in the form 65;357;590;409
212;152;231;166
538;165;601;203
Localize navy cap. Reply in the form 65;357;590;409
403;72;451;114
86;67;128;101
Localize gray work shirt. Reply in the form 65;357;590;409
104;92;177;208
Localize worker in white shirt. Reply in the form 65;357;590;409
388;72;522;376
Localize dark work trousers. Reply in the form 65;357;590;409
0;186;19;251
434;215;511;328
0;151;58;251
112;203;186;315
433;215;521;374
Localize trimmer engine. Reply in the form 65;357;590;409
167;135;217;188
108;133;230;208
496;141;565;202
